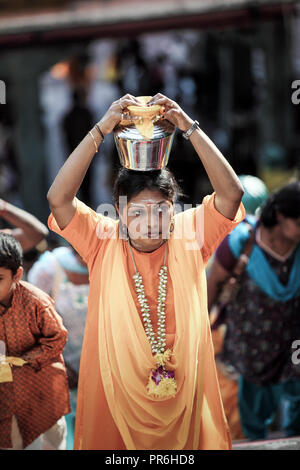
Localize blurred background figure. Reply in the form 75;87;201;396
207;181;300;441
0;105;20;199
207;174;269;441
62;88;94;207
28;245;89;450
0;198;48;255
0;232;70;450
238;175;270;216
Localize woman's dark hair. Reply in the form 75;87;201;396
0;233;23;275
113;168;182;206
260;181;300;228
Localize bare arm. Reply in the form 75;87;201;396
0;199;48;252
206;258;230;312
47;94;142;230
148;94;244;220
207;228;254;312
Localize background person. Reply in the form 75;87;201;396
208;174;269;441
0;233;70;450
28;244;89;449
0;198;48;253
207;181;300;440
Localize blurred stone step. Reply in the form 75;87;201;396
233;436;300;450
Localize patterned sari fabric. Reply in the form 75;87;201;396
27;248;89;378
0;282;70;448
48;193;245;450
216;228;300;385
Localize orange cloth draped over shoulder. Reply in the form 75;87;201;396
48;193;245;450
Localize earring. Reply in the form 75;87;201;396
169;219;175;234
119;221;129;240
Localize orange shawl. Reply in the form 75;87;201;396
48;195;244;450
97;212;231;450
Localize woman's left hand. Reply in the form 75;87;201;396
147;93;194;132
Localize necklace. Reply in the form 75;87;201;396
256;228;296;262
128;241;177;398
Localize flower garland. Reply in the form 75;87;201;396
129;242;177;398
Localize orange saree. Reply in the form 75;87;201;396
48;193;245;450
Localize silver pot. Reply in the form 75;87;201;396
114;118;175;171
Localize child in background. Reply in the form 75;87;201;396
28;245;89;449
0;233;70;450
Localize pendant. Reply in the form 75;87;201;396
146;349;177;398
147;366;177;398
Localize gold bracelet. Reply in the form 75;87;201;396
89;129;98;153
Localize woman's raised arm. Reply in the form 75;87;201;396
47;94;142;230
148;93;244;220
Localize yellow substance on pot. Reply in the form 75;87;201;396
122;96;163;140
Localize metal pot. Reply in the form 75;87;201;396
114;118;175;171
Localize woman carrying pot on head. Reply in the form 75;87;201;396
47;93;245;450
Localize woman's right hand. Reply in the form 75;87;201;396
147;93;193;132
97;94;143;136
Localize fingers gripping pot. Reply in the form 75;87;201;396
114;96;175;171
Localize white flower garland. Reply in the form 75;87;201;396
133;264;167;355
128;242;177;398
129;242;168;355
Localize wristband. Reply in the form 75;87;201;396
182;120;199;140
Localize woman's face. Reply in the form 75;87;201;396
120;189;174;252
277;213;300;244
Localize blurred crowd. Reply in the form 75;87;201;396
6;30;298;212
